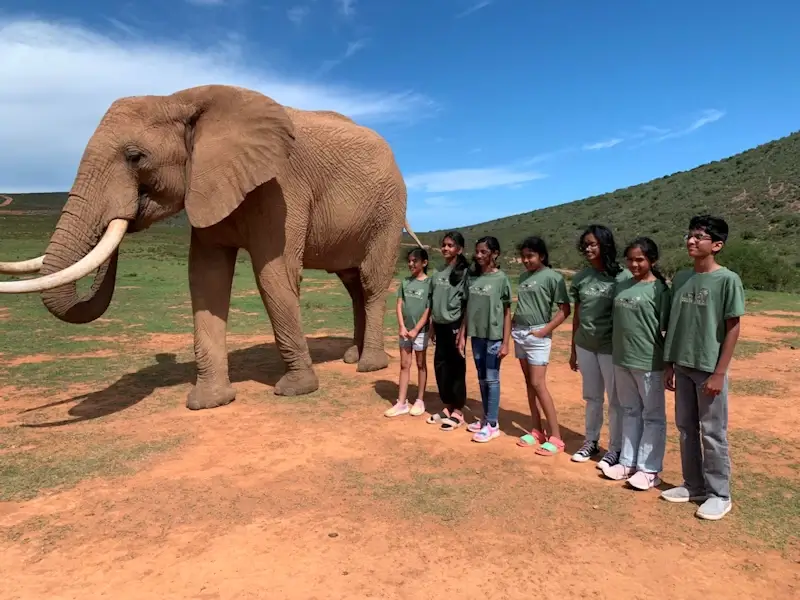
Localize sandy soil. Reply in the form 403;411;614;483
0;314;798;599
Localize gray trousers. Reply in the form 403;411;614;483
674;365;731;499
576;346;622;452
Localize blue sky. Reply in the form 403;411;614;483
1;1;799;231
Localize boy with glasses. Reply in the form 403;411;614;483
661;215;745;520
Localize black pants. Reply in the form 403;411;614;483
433;320;467;410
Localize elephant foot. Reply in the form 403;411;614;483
186;382;236;411
274;368;319;396
342;344;360;364
357;347;389;373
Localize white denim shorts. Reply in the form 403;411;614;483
511;324;552;366
399;331;429;352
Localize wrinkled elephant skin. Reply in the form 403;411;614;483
9;85;422;409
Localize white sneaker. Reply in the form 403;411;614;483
384;400;409;417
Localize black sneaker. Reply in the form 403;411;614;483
597;450;620;470
571;440;599;463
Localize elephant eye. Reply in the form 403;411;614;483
124;148;146;167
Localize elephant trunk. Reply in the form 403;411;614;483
39;194;121;324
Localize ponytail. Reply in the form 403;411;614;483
449;253;469;286
652;265;668;287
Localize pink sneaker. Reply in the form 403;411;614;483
467;419;485;433
472;422;500;443
627;470;661;490
600;463;635;481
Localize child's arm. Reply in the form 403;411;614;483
500;304;512;358
536;277;571;337
396;297;408;337
703;317;740;396
499;275;512;358
540;302;571;337
569;303;580;371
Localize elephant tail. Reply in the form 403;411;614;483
404;218;425;249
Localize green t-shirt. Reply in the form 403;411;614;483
396;275;433;332
465;270;512;340
663;267;746;374
430;264;467;324
570;266;633;354
611;278;672;372
513;267;571;327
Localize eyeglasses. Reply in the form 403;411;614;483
684;233;714;242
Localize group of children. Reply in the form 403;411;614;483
385;215;745;522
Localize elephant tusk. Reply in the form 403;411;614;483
404;218;425;249
0;255;45;275
0;219;129;294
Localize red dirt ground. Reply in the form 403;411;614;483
0;314;798;599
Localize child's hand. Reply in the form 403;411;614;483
530;329;546;339
664;365;675;391
457;335;466;357
408;327;419;339
399;326;409;339
703;373;725;397
499;343;509;359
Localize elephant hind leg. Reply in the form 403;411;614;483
336;267;366;364
355;248;396;374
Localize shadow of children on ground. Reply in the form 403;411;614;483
20;336;353;428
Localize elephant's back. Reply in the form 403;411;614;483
280;110;406;271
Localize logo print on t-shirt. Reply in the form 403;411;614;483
680;288;709;306
469;283;493;296
584;283;613;298
615;295;641;309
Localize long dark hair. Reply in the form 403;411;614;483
470;235;501;276
407;247;429;274
442;231;469;286
578;224;622;276
624;236;668;286
517;236;551;268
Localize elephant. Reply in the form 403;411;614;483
0;84;424;410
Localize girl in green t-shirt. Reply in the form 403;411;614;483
385;248;433;418
569;225;630;468
511;236;572;456
457;236;512;443
602;237;671;489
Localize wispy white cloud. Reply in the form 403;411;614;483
336;0;356;17
457;1;493;18
316;39;368;75
0;18;435;192
653;109;725;141
405;165;547;193
582;138;623;151
287;5;311;26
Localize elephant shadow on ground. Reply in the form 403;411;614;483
374;379;594;459
19;336;353;428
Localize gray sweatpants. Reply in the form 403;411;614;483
674;365;731;499
576;346;622;453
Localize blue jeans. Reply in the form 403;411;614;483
471;338;502;425
614;366;667;473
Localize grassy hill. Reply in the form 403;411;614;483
406;131;800;291
3;130;800;291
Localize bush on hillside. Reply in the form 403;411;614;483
718;241;800;292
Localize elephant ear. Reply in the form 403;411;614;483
172;85;296;229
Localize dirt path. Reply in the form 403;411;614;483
1;316;798;599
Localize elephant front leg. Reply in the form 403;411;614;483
252;257;319;396
186;233;238;410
